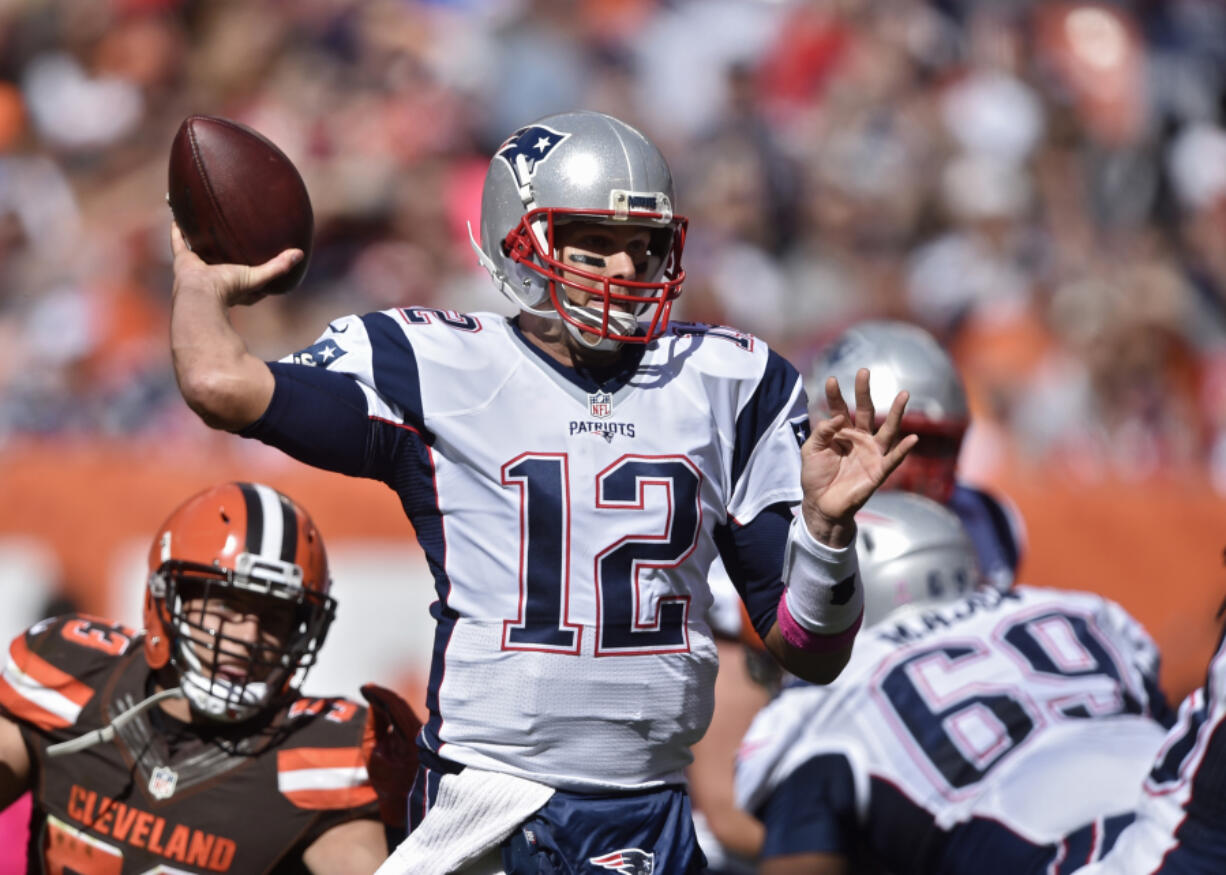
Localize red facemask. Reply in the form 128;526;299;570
882;424;965;505
502;207;688;344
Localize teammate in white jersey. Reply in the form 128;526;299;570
1079;617;1226;874
736;491;1174;875
167;110;917;872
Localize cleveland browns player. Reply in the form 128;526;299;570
0;482;388;873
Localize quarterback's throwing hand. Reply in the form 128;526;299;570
800;367;917;546
170;221;302;308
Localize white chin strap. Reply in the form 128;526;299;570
560;300;639;352
177;641;273;723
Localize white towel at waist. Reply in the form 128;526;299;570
375;767;556;875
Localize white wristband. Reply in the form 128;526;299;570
782;512;863;636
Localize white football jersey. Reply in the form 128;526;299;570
1079;628;1226;874
284;309;807;790
736;586;1170;872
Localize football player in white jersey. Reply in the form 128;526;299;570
167;110;918;872
1078;618;1226;874
736;491;1174;875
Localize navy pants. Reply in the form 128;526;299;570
408;751;708;874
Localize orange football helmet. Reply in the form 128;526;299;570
144;482;335;722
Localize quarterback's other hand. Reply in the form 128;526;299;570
800;368;918;548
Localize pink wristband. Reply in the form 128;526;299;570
777;591;863;653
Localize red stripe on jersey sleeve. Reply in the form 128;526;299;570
0;636;95;730
279;785;378;810
0;673;74;731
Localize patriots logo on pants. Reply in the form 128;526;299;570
590;848;654;874
496;124;571;190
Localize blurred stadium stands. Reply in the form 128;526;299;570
3;0;1226;825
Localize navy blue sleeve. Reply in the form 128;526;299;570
240;362;376;478
714;502;790;641
756;753;858;858
1170;714;1226;871
731;350;809;490
948;483;1022;587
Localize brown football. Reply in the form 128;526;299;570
168;115;313;295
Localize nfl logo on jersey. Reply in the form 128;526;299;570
148;765;178;800
588;392;613;418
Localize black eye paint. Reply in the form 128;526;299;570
568;253;607;268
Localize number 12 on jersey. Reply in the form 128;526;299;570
500;453;703;656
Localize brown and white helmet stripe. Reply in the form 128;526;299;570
237;481;301;566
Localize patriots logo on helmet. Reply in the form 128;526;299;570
590;849;654;874
496;124;571;190
822;332;860;367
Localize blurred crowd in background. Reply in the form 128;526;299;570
4;0;1226;489
4;5;1226;864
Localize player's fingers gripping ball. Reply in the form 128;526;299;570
167;114;313;295
360;683;422;829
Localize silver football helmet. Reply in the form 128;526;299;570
470;111;687;350
812;320;969;503
855;491;982;628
